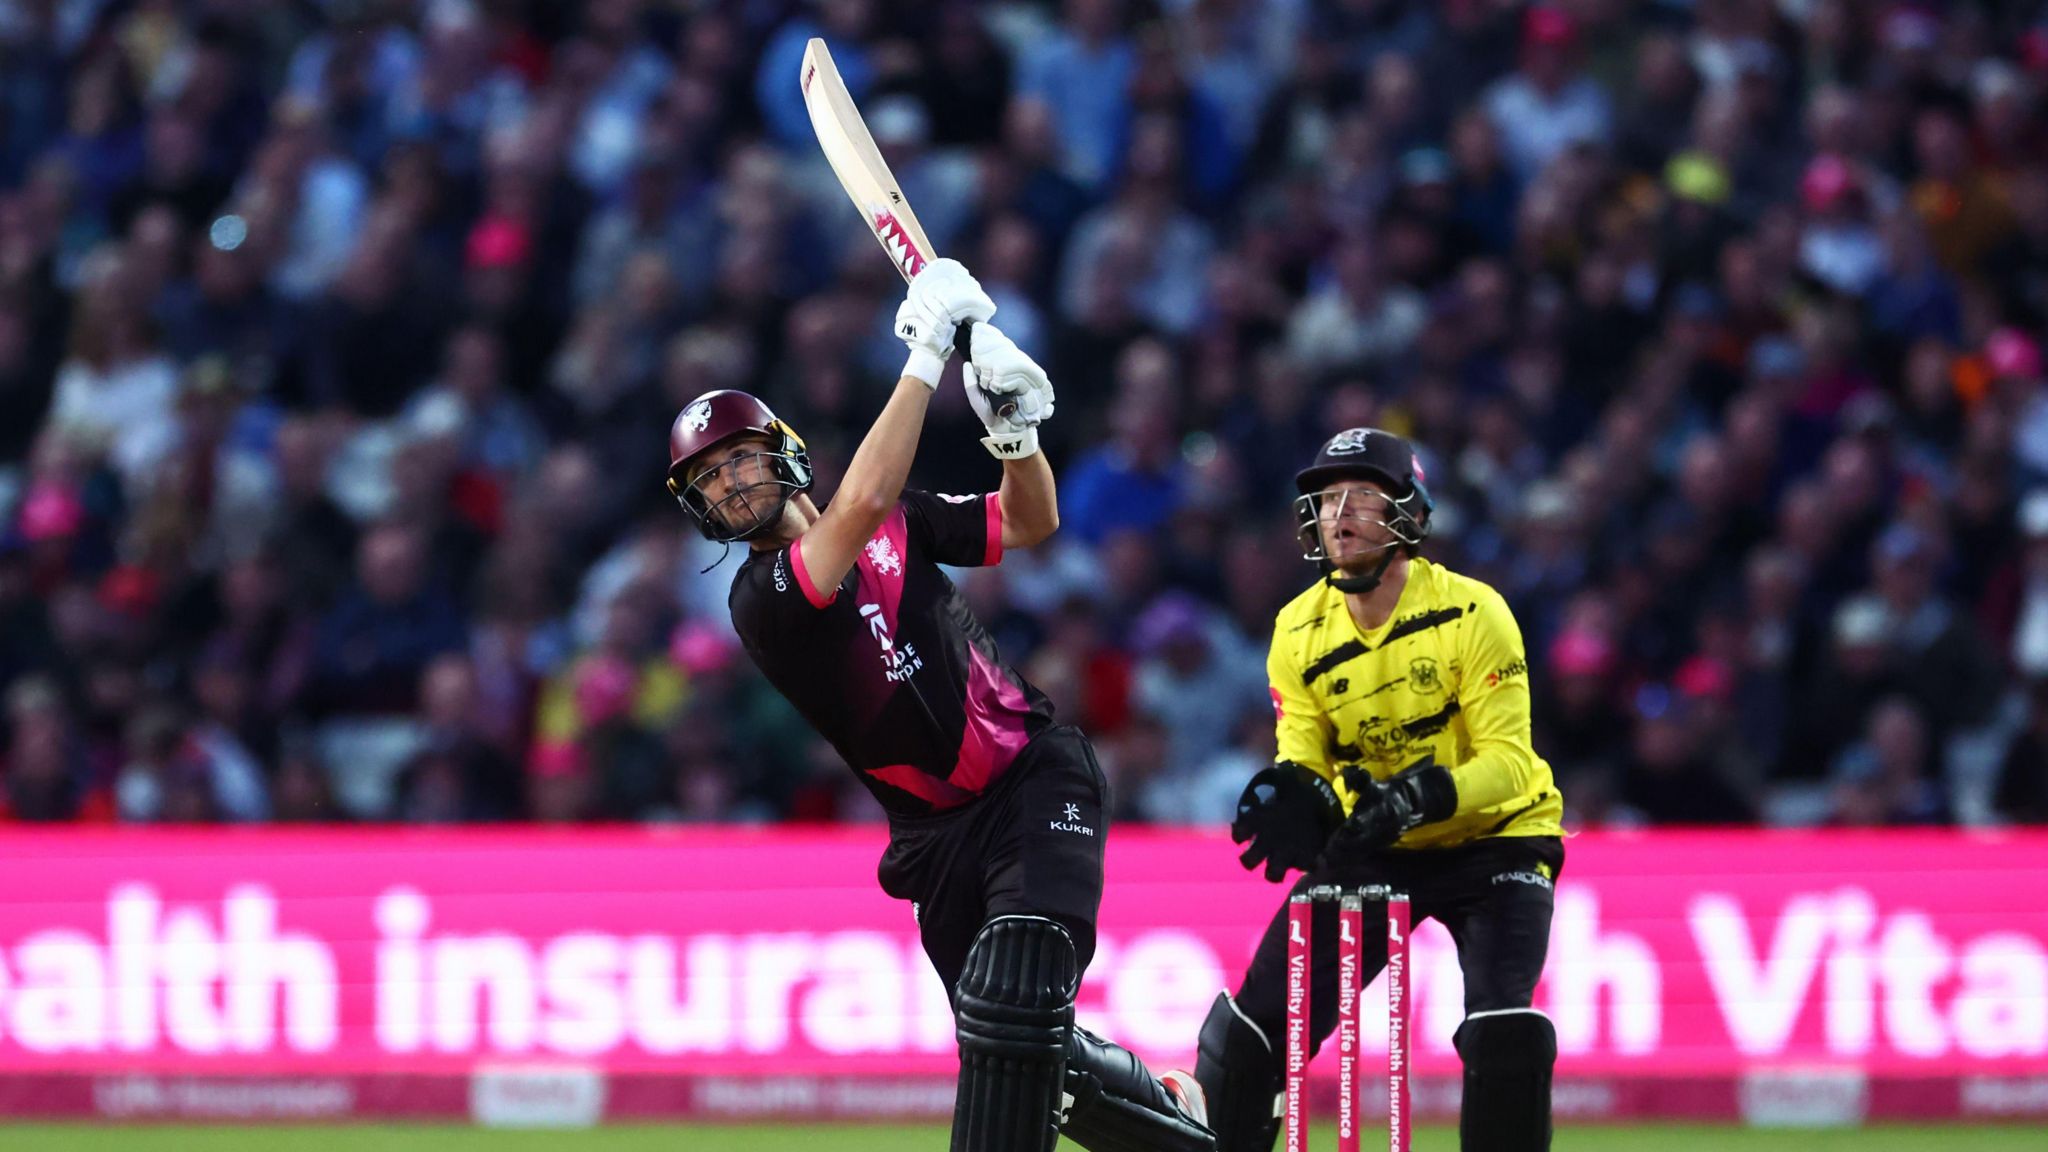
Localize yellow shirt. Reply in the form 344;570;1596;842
1268;558;1564;849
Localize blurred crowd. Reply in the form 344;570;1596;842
3;0;2048;829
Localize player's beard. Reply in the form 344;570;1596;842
712;481;787;537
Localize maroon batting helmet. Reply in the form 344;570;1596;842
665;390;812;542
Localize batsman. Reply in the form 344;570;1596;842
1194;428;1565;1152
664;260;1212;1152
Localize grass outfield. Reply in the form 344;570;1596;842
3;1127;2047;1151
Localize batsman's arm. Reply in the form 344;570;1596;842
792;377;932;599
998;447;1058;550
1445;587;1543;814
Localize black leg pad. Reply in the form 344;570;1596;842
951;916;1079;1152
1191;992;1282;1152
1453;1009;1556;1152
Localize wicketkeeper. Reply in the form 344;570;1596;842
664;259;1212;1152
1194;428;1565;1152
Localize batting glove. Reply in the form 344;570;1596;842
964;323;1054;459
895;258;995;388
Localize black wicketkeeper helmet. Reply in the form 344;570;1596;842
1293;427;1434;593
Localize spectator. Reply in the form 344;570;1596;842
1828;696;1949;826
1617;33;1699;176
1018;0;1135;192
915;6;1013;149
1784;595;1900;784
109;108;231;234
1991;680;2048;824
184;640;276;821
401;325;545;487
1129;592;1260;776
1097;710;1171;825
246;96;370;303
1532;626;1626;794
1059;113;1216;337
267;416;359;608
1058;340;1187;546
562;1;675;197
1985;328;2048;485
1908;106;2014;279
754;0;878;151
1614;682;1757;826
1482;7;1613;183
48;246;180;485
1284;232;1427;377
2;676;109;822
392;653;521;822
308;522;465;813
1023;595;1133;738
1797;154;1887;298
573;652;667;820
2016;492;2048;680
306;208;450;417
1868;523;2003;748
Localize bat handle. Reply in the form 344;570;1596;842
955;319;1018;422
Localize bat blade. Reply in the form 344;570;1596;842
799;38;939;284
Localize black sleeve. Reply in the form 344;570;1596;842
728;548;828;648
901;489;1001;569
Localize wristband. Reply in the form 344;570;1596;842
981;424;1039;459
901;347;945;390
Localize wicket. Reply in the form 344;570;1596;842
1285;885;1412;1152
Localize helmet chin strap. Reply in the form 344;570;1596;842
1323;545;1402;594
698;540;733;575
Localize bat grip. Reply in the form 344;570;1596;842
956;319;1018;421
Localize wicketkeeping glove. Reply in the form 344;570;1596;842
1231;762;1344;883
963;323;1054;459
1328;755;1458;854
896;258;996;388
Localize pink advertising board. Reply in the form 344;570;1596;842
0;827;2043;1124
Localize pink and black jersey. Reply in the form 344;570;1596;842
728;490;1056;817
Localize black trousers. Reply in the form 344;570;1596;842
1235;835;1565;1060
877;724;1109;995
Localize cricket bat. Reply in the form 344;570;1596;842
799;37;983;371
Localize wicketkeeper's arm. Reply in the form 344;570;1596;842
1445;587;1544;815
1269;634;1336;784
1225;628;1346;881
